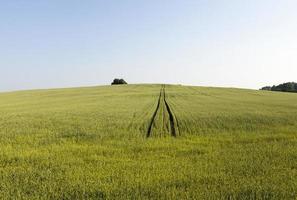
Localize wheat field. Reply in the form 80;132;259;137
0;84;297;199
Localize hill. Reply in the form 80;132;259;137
0;84;297;199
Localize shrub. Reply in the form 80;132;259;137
260;86;272;91
111;78;127;85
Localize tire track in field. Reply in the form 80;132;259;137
147;85;180;137
146;87;163;137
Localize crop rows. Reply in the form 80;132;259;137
1;84;297;199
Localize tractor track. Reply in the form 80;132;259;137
146;88;163;137
147;85;180;138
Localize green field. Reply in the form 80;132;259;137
0;84;297;199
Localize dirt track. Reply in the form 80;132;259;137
147;85;180;137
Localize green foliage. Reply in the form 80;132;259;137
261;82;297;93
260;86;272;91
0;84;297;199
111;78;127;85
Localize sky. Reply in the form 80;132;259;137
1;0;297;91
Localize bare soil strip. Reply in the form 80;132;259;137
147;85;180;137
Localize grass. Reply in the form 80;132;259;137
0;84;297;199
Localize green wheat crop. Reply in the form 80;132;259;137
0;84;297;199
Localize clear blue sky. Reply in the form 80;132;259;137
1;0;297;91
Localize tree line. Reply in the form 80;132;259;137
260;82;297;93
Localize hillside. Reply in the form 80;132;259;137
0;84;297;199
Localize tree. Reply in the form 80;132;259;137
260;86;271;91
111;78;127;85
260;82;297;93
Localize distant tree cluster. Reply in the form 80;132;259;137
111;78;127;85
260;82;297;93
